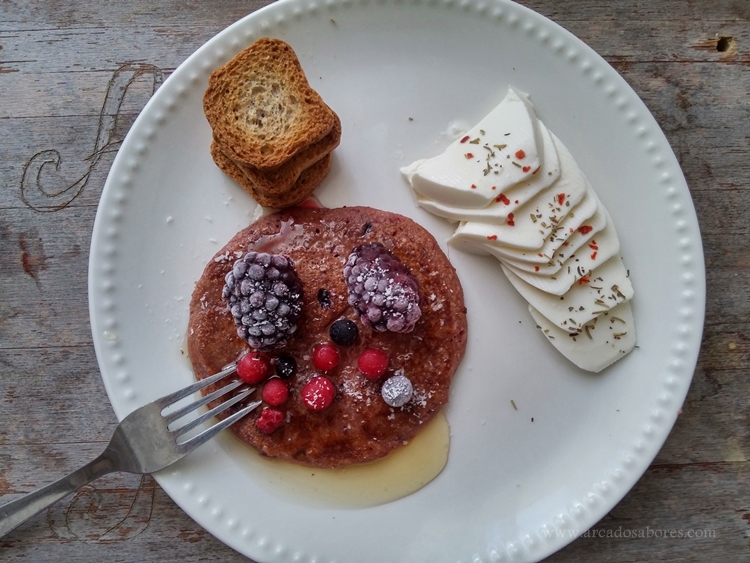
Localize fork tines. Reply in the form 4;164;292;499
159;363;261;450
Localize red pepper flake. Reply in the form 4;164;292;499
486;235;498;241
557;193;565;205
532;166;541;175
470;184;477;189
515;199;519;204
507;212;515;227
522;166;531;173
515;149;526;159
591;239;597;245
538;253;544;257
495;193;511;205
569;228;574;233
465;152;474;159
590;251;598;260
460;135;470;143
589;243;599;250
534;266;540;272
492;186;497;190
562;241;569;246
577;225;594;235
578;275;590;286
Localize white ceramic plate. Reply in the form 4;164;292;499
89;0;705;561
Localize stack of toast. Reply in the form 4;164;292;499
204;38;341;208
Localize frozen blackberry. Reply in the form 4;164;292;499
222;251;303;350
343;242;421;333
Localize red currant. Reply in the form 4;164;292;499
358;348;389;379
301;376;335;411
256;408;284;434
312;343;339;371
262;378;289;406
237;352;271;384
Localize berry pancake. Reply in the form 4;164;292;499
187;206;467;468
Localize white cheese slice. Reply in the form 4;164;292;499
413;120;560;223
484;183;599;263
401;87;542;209
448;189;600;264
502;255;634;329
500;198;606;273
449;158;588;253
500;206;621;294
529;301;636;373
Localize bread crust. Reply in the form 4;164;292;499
210;141;333;208
187;207;468;468
204;38;334;170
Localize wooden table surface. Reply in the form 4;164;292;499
1;0;748;561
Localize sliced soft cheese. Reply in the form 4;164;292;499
402;85;636;373
401;88;542;209
450;188;599;264
529;301;636;373
499;195;606;273
502;255;634;330
413;120;560;223
500;206;621;294
447;131;590;252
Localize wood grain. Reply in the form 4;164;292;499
0;0;748;561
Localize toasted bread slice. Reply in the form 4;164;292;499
204;38;334;170
221;109;341;197
211;140;333;208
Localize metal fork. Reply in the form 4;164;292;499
0;364;260;538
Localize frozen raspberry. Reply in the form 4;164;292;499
358;348;389;379
222;252;303;351
237;352;271;384
343;242;421;333
312;344;339;371
301;376;335;410
262;378;289;406
256;408;284;434
329;319;359;346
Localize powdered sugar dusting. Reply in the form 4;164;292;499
410;386;434;409
214;251;231;263
341;377;365;401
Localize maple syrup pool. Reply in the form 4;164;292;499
216;410;449;508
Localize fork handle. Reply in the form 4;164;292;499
0;452;116;538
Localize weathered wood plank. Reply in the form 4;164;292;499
1;15;746;84
0;207;96;348
0;347;113;449
1;472;249;562
549;462;750;562
655;326;750;464
0;0;269;29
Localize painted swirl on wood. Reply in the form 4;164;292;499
20;63;164;212
46;475;156;543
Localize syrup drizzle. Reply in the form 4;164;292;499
220;410;450;508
